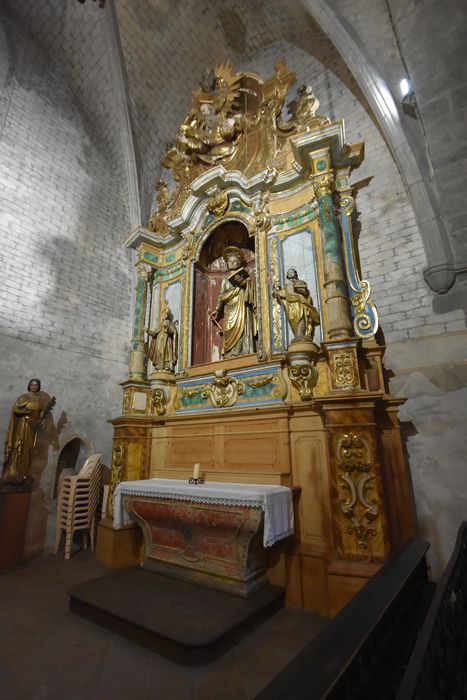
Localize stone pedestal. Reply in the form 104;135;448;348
0;487;32;572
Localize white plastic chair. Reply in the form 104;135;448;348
54;453;103;559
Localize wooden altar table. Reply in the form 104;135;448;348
113;478;294;596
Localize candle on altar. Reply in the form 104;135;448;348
193;463;201;479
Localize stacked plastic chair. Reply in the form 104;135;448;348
54;453;103;559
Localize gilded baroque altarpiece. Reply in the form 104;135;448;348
104;62;416;615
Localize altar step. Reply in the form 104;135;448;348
69;567;285;664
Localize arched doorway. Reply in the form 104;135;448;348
53;437;87;499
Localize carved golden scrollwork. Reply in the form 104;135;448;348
336;433;379;551
207;189;229;217
202;371;244;408
287;363;318;401
108;441;124;518
122;390;131;414
340;193;355;214
350;280;372;336
333;352;357;387
151;388;167;416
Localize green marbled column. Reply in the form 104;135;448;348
129;261;152;380
315;175;353;340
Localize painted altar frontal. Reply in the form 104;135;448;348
106;61;416;616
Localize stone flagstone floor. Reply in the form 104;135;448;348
0;551;327;699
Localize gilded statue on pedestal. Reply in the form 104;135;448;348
2;379;55;482
211;246;257;358
273;268;320;339
147;302;179;373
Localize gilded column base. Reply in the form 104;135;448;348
121;379;151;416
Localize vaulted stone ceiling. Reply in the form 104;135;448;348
115;0;374;216
11;0;467;295
12;0;372;219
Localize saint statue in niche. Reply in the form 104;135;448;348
2;378;55;483
147;302;179;373
211;246;257;357
273;268;320;340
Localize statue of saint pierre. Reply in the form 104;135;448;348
211;246;257;358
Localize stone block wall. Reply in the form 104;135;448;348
2;0;466;575
0;4;133;557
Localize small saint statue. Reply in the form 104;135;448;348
273;268;320;340
147;302;179;373
2;378;55;483
210;246;257;358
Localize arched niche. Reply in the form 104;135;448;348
191;220;255;366
53;437;87;499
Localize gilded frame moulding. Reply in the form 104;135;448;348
122;387;152;415
108;441;124;517
173;365;287;412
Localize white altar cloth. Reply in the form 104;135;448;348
113;478;294;547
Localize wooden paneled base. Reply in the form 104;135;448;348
327;559;382;616
95;517;143;569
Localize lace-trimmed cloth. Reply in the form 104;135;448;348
113;478;294;547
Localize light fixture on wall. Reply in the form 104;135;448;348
77;0;106;7
400;78;417;118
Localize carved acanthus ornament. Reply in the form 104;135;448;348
336;433;379;551
135;261;152;281
287;363;318;401
313;173;335;198
207;189;229;217
153;61;333;221
202;370;245;408
333;352;357;387
278;84;331;133
108;441;124;517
